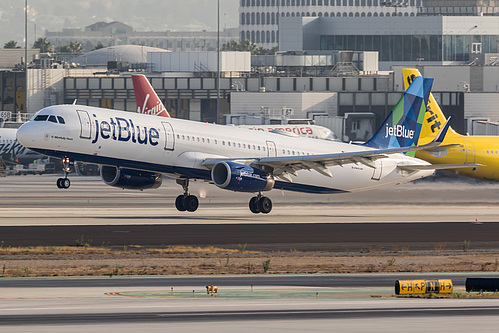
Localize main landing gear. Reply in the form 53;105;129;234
56;157;72;189
175;178;199;212
249;193;272;214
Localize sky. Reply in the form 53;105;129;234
0;0;239;47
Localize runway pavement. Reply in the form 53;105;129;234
1;175;499;251
2;274;499;332
2;175;499;331
2;174;499;224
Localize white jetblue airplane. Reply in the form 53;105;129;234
131;74;336;140
16;76;462;214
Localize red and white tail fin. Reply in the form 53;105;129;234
131;74;170;117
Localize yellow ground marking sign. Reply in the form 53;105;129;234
395;279;453;295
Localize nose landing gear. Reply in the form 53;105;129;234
249;193;272;214
56;157;72;189
175;178;199;212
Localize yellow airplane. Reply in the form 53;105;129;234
403;68;499;181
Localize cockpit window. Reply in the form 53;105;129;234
48;115;57;123
34;115;49;121
57;116;65;124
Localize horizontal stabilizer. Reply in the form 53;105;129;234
398;163;483;171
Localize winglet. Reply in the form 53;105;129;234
434;115;452;143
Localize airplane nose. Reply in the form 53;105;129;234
16;121;36;147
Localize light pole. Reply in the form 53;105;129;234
216;0;220;124
25;0;28;119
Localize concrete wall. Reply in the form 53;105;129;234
148;52;251;72
230;92;338;119
465;93;499;122
27;68;66;115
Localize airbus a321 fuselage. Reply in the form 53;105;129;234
17;76;444;214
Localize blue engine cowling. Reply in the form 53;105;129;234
211;161;274;192
100;165;162;190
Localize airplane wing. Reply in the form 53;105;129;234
202;116;462;182
202;143;447;182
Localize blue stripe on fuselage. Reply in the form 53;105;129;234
29;148;347;194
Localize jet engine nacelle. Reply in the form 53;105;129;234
100;165;162;190
211;161;274;192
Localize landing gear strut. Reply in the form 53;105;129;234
249;193;272;214
56;157;72;189
175;178;199;212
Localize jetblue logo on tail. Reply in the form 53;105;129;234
363;76;433;149
384;124;414;139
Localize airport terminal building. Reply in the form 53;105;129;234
279;15;499;69
5;1;499;138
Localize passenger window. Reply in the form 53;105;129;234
34;115;49;121
238;143;241;148
177;134;180;139
228;142;231;146
182;135;185;140
57;116;65;124
222;141;225;145
207;139;210;143
258;146;261;150
215;139;218;144
48;115;57;123
202;138;205;143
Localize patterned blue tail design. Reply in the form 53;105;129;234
364;76;433;151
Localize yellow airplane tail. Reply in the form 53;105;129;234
402;68;461;141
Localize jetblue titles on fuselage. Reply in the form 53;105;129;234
91;115;160;146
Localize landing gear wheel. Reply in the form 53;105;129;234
56;178;70;189
258;196;272;214
184;195;199;212
61;178;70;189
249;196;260;214
57;157;73;189
174;179;199;212
175;195;187;212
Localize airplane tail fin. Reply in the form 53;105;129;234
402;68;459;138
363;76;433;156
131;75;170;117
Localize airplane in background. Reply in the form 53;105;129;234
404;68;499;181
0;127;41;165
17;76;467;214
131;74;337;140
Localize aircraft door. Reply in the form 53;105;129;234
371;159;382;181
161;121;175;151
266;141;277;157
76;110;91;139
464;140;476;164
